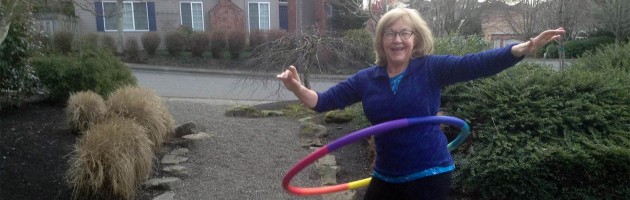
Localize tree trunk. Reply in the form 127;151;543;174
116;0;124;54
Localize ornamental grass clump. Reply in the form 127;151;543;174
105;86;174;150
65;91;106;133
66;119;153;200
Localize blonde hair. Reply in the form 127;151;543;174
374;8;434;66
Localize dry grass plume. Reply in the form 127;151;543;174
65;91;106;133
66;118;154;200
105;86;174;149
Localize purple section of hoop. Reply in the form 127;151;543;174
327;119;409;151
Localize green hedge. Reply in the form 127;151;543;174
545;36;615;58
433;34;490;56
442;63;630;199
32;50;137;101
570;41;630;73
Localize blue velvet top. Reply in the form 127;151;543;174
313;44;524;177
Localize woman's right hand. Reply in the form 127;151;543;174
276;65;303;93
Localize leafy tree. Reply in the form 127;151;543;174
329;0;369;32
0;5;40;108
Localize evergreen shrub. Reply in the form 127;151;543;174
442;63;630;199
343;29;374;65
570;41;630;72
545;36;615;58
32;49;137;101
0;10;40;108
433;34;490;56
53;31;73;54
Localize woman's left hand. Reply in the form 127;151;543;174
512;27;566;57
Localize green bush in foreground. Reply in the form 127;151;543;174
442;63;630;199
32;49;137;101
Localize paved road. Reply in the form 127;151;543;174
132;67;342;103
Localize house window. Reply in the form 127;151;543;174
248;2;270;31
180;2;204;31
102;1;149;31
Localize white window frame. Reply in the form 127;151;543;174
248;2;271;31
102;1;149;32
180;1;205;31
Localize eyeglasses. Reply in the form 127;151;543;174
383;30;414;40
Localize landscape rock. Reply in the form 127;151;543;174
174;122;197;137
170;148;190;156
324;110;354;124
315;155;338;186
182;132;213;140
224;105;262;118
153;191;175;200
144;177;183;190
163;165;189;177
299;122;327;138
161;154;188;164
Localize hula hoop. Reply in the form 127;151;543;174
282;116;470;196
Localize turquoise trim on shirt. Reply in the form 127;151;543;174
373;164;455;183
389;70;406;94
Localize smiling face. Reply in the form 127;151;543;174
382;20;415;69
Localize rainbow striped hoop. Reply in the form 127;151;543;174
282;116;470;195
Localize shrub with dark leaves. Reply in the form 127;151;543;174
53;31;74;54
189;32;210;58
210;30;226;59
141;32;160;56
165;31;185;57
227;30;246;59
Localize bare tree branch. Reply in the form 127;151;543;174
244;28;367;96
596;0;630;42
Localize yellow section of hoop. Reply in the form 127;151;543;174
347;178;372;190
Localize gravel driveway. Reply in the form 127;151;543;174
161;99;322;200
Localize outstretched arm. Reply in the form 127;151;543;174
511;27;566;57
276;65;318;109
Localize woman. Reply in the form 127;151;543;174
277;8;564;200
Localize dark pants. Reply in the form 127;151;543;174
363;172;452;200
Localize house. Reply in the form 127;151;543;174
480;2;524;49
72;0;328;50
